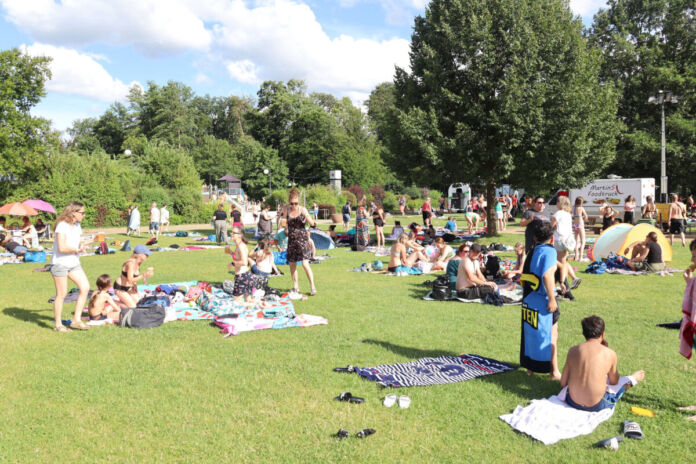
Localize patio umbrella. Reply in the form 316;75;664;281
0;202;38;216
23;199;56;214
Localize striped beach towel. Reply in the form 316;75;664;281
355;354;514;388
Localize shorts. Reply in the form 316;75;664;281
457;285;495;299
565;386;626;412
670;218;685;234
495;211;503;220
554;235;576;253
633;261;665;273
10;245;28;256
150;221;159;231
50;263;83;277
373;218;384;227
233;271;254;296
342;214;350;223
422;211;432;222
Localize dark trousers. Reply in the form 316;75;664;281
457;285;495;299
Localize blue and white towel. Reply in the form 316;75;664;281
355;354;514;388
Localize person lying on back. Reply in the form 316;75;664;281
561;315;645;411
0;233;27;257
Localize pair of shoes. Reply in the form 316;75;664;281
623;420;644;440
570;278;582;290
334;428;375;439
383;394;410;409
53;325;71;333
334;392;365;404
69;321;89;330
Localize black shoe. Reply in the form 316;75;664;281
335;429;349;439
563;290;576;301
356;428;376;438
333;365;355;373
570;278;582;290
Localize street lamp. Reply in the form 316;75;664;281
648;90;678;203
263;168;271;196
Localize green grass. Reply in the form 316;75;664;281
1;215;695;463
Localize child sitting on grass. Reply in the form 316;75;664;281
88;274;121;321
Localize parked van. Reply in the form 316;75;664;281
548;178;655;221
447;183;472;211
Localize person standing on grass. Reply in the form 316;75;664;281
342;200;351;231
669;193;687;247
125;205;134;235
149;202;160;239
600;200;618;231
551;196;579;299
678;240;696;421
572;197;588;261
127;204;140;236
494;197;505;232
561;315;645;411
227;227;255;303
372;203;386;249
159;204;170;233
212;203;228;244
257;203;273;241
520;221;561;380
50;201;94;332
520;196;550;254
642;195;657;222
422;197;432;227
285;188;317;296
398;195;406;216
623;195;636;224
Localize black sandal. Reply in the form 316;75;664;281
356;428;376;438
333;365;355;373
334;392;365;404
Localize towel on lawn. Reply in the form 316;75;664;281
354;354;514;388
605;267;682;276
422;286;523;305
499;377;632;445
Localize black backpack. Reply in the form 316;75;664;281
484;255;500;277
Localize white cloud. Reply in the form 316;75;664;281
2;0;211;55
20;43;138;102
194;72;213;84
569;0;607;17
210;0;410;96
226;60;260;85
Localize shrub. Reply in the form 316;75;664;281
305;184;341;208
138;186;171;208
420;187;430;199
429;190;443;202
403;185;421;199
369;184;385;201
382;191;398;212
407;198;422;212
341;189;357;206
268;188;289;208
347;184;365;202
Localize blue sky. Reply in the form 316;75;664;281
0;0;607;134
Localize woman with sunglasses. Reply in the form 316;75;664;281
284;188;317;296
50;202;94;332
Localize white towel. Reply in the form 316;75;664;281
499;377;631;445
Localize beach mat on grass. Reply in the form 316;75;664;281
422;287;523;305
355;354;514;388
605;266;682;276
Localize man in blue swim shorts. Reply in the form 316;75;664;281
560;315;645;411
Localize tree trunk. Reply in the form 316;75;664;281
486;179;497;236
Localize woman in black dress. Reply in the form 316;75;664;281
372;203;385;249
285;188;317;296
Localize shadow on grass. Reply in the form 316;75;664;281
3;307;54;329
406;281;433;300
362;338;459;359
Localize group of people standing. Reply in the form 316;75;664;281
126;203;169;238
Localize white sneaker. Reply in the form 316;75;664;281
288;291;303;300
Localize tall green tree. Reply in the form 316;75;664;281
393;0;620;232
0;48;54;198
589;0;696;194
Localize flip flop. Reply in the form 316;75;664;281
398;395;411;409
333;392;365;404
53;325;71;333
335;429;349;439
383;394;397;408
623;420;643;440
356;428;376;438
593;436;623;449
69;321;90;331
333;365;355;373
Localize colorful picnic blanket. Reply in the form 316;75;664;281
354;354;514;387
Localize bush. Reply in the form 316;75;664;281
429;190;443;202
347;184;365;202
305;184;341;208
268;188;289;208
382;191;398;212
403;185;421;199
341;189;357;206
138;186;171;208
369;184;385;201
407;198;422;212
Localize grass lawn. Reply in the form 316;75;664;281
1;214;695;463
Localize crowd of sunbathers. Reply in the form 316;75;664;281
0;216;48;257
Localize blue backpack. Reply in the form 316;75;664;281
175;230;188;237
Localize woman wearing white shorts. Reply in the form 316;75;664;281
552;196;580;298
50;202;93;332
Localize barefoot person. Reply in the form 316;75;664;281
679;240;696;421
226;227;255;303
87;274;121;321
520;221;561;380
50;202;94;332
284;188;317;296
561;315;645;411
669;193;687;247
113;245;154;308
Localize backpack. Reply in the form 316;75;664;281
175;230;188;237
484;255;500;277
605;253;630;270
146;237;157;246
95;241;109;255
119;305;166;329
442;233;456;242
585;261;607;274
137;295;171;308
432;284;452;300
120;240;131;252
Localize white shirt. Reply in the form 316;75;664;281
160;207;169;223
150;207;160;222
51;221;82;267
553;210;573;242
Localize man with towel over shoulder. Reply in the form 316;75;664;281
520;221;561;380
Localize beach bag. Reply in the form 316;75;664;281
120;240;131;252
146;237;157;246
585;261;606;274
137;295;171;308
442;233;456;242
196;291;242;317
605;253;630;270
175;230;188;237
119;305;166;329
95;241;109;255
222;280;235;294
24;250;46;263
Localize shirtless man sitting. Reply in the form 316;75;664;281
560;315;645;411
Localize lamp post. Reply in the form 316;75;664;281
648;90;678;203
263;168;271;197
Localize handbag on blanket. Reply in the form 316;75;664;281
119;305;166;329
137;295;171;308
432;284;452;300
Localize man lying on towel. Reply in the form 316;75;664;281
560;315;645;411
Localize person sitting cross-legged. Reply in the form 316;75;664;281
456;243;497;299
627;231;665;273
561;315;645;412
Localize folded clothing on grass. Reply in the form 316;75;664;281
500;377;632;445
606;266;682;276
354;354;514;388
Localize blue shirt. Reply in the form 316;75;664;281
445;220;456;232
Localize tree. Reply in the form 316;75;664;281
588;0;696;194
0;48;53;198
231;135;288;199
392;0;620;233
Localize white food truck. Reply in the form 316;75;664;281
548;178;655;219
